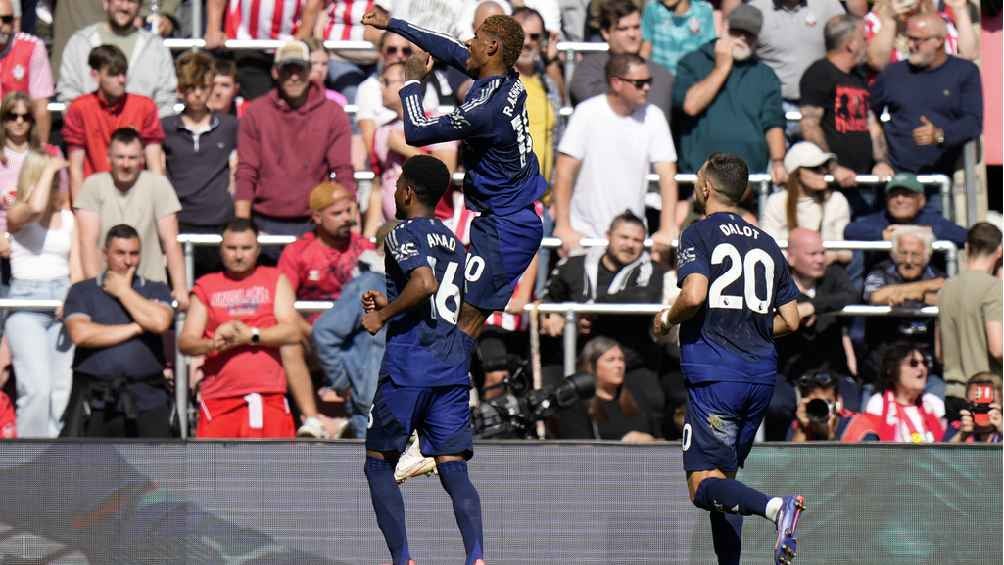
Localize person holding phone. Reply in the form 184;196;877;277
944;372;1003;443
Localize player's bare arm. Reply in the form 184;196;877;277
362;266;438;335
772;299;801;337
654;273;709;336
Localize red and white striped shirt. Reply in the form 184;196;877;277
225;0;304;40
321;0;376;40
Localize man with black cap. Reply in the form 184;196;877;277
671;4;788;185
233;39;355;264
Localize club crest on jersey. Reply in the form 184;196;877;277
392;242;419;262
449;111;470;130
677;246;696;267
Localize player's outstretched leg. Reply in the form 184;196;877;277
436;457;485;565
773;495;806;565
692;474;806;565
709;511;742;565
365;453;412;565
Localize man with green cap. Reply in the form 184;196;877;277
844;173;966;273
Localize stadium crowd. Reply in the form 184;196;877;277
0;0;999;445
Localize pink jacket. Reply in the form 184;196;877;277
235;82;355;219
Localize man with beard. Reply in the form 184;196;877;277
671;5;788;185
869;13;982;182
57;0;177;117
542;210;669;374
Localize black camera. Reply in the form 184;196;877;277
472;364;595;439
805;398;836;423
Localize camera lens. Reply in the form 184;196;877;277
805;398;832;422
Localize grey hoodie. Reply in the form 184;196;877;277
56;23;178;117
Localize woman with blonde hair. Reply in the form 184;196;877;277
762;142;852;264
4;149;81;437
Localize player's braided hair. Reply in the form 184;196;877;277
480;14;524;69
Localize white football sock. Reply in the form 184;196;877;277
765;497;784;523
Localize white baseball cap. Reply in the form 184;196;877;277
783;142;836;174
274;40;310;67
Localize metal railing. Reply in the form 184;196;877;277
524;302;939;377
0;296;939;436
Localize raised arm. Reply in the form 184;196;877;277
399;80;485;147
682;37;734;117
362;10;470;73
386;18;470;73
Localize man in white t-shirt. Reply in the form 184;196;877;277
552;52;678;261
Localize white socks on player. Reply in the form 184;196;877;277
765;497;784;523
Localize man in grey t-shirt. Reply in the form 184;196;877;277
749;0;845;128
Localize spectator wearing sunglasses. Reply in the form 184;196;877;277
0;92;68;240
863;341;945;443
553;52;678;262
570;0;675;127
789;370;859;442
355;32;439;164
762;142;852;265
0;0;53;143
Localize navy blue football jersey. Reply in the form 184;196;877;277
675;212;798;385
388;18;547;216
381;218;471;387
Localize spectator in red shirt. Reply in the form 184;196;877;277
62;45;165;203
0;0;53;142
277;180;373;437
234;40;355;264
179;219;324;438
278;181;374;317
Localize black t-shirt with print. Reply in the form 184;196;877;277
800;59;874;173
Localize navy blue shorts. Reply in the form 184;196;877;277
365;377;474;459
464;207;543;312
682;381;774;473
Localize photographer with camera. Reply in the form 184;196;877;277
944;372;1003;443
789;371;857;442
553;337;663;442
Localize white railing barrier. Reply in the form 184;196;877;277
178;233;959;293
522;302;939;376
0;293;938;436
